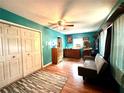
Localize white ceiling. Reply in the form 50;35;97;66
0;0;117;34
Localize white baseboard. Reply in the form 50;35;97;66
43;62;52;68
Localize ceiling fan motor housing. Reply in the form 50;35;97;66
58;20;65;26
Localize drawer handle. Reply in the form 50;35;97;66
12;56;15;58
27;54;30;56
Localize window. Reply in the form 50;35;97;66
99;29;107;56
73;38;83;49
110;14;124;86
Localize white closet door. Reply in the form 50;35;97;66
33;31;41;71
21;29;34;76
4;25;22;82
0;22;42;88
0;23;8;88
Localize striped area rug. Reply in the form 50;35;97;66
0;71;67;93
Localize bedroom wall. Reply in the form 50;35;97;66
65;32;97;49
0;8;65;65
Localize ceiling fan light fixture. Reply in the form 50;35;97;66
58;20;65;26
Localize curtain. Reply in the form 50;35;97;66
99;29;107;56
104;27;112;62
110;14;124;87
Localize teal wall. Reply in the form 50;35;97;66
0;8;44;30
65;32;97;49
42;27;65;65
0;9;2;19
0;8;65;65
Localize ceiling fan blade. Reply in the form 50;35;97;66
48;22;57;25
53;26;58;29
48;24;56;27
66;21;85;24
48;22;57;26
65;24;74;27
60;0;75;19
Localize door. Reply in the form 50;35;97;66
0;23;8;88
5;25;22;82
33;31;41;71
21;29;34;76
57;37;62;48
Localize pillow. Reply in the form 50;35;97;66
95;54;106;74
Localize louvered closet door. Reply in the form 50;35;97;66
4;25;22;82
21;29;34;76
0;23;8;88
33;31;41;71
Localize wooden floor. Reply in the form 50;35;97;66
42;58;116;93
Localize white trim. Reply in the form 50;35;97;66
43;62;52;68
40;31;44;68
0;19;41;32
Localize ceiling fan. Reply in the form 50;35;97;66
48;20;74;30
47;0;85;30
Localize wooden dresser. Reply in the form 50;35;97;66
64;49;81;59
52;48;63;64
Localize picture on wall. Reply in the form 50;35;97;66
67;35;73;43
83;37;90;48
83;37;89;41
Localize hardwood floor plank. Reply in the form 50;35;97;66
42;58;116;93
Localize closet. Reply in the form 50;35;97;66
5;24;23;84
21;28;41;76
0;22;42;88
0;23;8;88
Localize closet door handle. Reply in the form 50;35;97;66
27;53;30;56
12;56;16;58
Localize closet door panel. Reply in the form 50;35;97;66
22;39;34;76
0;36;3;57
33;34;41;70
0;61;7;88
6;26;19;35
7;38;19;55
0;34;5;81
21;29;33;38
0;23;4;58
0;23;8;88
5;25;22;82
0;62;4;82
9;59;20;78
34;53;41;70
21;29;34;76
25;54;33;73
25;39;32;52
34;37;41;52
